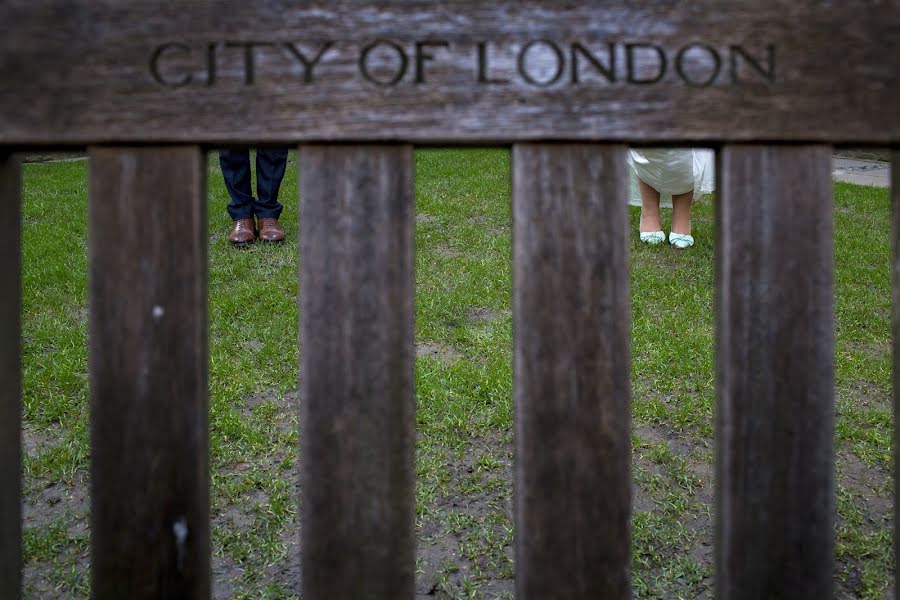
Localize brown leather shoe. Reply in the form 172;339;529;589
257;218;285;243
229;218;256;245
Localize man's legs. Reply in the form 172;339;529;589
219;149;257;245
253;148;289;242
219;149;255;220
254;148;288;219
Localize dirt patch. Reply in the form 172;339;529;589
244;339;264;353
633;422;715;595
22;471;91;598
638;247;683;272
262;534;302;598
210;419;300;598
634;424;711;466
834;448;894;598
241;390;298;436
466;215;508;237
416;432;515;599
837;450;892;527
71;305;88;326
465;307;510;323
842;379;892;412
435;245;463;259
417;213;438;225
212;556;246;600
213;488;270;534
23;474;90;529
22;425;63;461
416;342;464;365
845;341;891;360
20;396;892;599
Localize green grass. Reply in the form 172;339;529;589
18;151;895;599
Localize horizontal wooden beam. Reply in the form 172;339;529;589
1;1;898;144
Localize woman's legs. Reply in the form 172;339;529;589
638;178;662;232
671;190;693;235
639;177;695;247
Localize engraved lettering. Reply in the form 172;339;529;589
414;41;450;84
571;42;616;84
518;40;565;87
675;44;721;87
206;43;217;87
477;42;508;85
730;45;776;83
284;41;335;83
626;43;667;84
148;39;777;90
226;41;271;85
150;43;193;88
360;40;409;86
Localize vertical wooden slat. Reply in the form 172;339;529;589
893;149;899;600
88;147;208;599
0;153;22;600
716;145;834;599
299;144;415;600
512;143;631;599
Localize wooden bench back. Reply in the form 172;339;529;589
1;2;898;598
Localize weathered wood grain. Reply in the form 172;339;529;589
1;1;898;144
893;149;900;600
716;145;834;600
299;145;415;600
88;147;208;599
512;144;631;599
0;153;22;600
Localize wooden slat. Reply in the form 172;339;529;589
1;1;898;144
299;144;415;599
88;147;208;599
512;143;631;599
893;149;900;600
716;145;834;599
0;153;22;600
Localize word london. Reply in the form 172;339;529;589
150;39;776;89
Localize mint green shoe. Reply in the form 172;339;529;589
668;232;695;249
640;230;665;245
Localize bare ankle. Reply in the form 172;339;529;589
640;213;662;232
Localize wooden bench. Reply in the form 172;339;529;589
1;2;898;598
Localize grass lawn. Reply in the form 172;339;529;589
19;150;894;599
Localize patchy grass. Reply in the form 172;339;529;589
19;151;895;599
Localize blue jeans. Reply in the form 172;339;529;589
219;148;288;220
